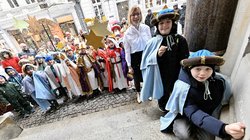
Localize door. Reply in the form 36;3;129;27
116;1;129;21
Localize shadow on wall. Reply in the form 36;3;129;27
243;37;250;57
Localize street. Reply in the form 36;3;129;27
16;89;137;128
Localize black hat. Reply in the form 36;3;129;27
180;50;225;68
151;8;179;26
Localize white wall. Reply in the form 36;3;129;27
0;0;12;10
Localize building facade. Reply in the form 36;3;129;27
0;0;185;53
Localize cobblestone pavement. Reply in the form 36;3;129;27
16;89;137;129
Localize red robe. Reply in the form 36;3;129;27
97;49;113;92
1;57;22;73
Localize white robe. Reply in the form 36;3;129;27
83;55;99;90
44;63;66;90
110;51;128;90
61;60;82;98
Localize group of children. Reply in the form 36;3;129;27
0;30;133;118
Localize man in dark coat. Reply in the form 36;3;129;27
144;9;155;36
179;3;186;33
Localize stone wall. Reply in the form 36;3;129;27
230;54;250;139
221;0;250;77
221;0;250;139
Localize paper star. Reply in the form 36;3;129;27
38;18;64;40
84;30;105;49
26;16;43;34
13;17;29;32
90;18;112;37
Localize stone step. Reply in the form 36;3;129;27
0;115;22;140
14;101;176;140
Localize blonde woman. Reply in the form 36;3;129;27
123;6;151;103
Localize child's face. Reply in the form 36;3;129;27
47;60;54;65
7;69;15;76
65;60;71;66
3;53;10;59
80;48;86;54
26;69;34;76
158;19;172;35
66;50;73;56
37;58;44;63
0;77;6;84
106;40;114;48
190;66;213;82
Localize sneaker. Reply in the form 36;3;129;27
148;97;152;101
28;108;35;114
23;114;30;118
136;92;142;104
45;107;53;114
158;106;167;113
63;97;69;102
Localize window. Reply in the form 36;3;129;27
26;0;36;4
0;40;8;50
12;0;19;6
94;6;98;17
145;0;148;8
92;0;104;20
39;3;48;9
7;0;14;8
7;0;19;8
98;5;104;16
145;0;153;8
94;4;104;20
156;0;167;5
92;0;101;4
156;0;161;5
26;0;30;4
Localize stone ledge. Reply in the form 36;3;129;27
0;116;23;140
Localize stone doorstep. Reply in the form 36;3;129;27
13;98;237;140
0;116;23;140
14;101;173;140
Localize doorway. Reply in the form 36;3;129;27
116;1;129;21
